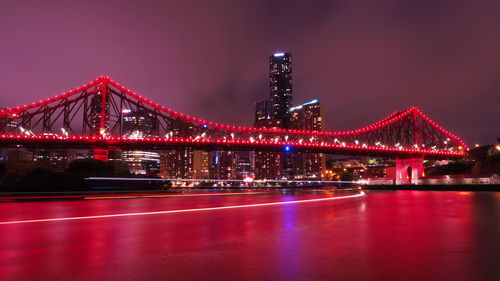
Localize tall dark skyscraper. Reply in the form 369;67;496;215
252;52;293;179
269;52;292;128
253;52;326;179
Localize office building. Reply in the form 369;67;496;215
290;99;325;179
160;149;194;178
121;150;160;175
160;149;210;179
193;150;210;179
254;151;283;180
210;150;237;180
235;155;253;179
269;52;293;128
122;109;158;138
121;108;160;175
89;93;109;136
253;52;294;179
290;99;322;131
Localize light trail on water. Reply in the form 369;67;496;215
0;191;365;225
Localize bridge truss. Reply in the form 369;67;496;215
0;76;468;159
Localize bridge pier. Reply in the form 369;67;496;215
395;157;424;185
93;148;109;162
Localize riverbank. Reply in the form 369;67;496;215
362;184;500;191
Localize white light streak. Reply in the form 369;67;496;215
0;192;365;225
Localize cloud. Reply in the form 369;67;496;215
0;0;498;144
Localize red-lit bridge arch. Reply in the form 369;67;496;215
0;76;467;157
0;76;468;183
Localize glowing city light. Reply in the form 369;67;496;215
243;176;254;183
302;99;319;106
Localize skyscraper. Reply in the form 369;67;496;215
253;52;293;179
269;52;293;128
192;150;210;179
290;99;322;131
160;149;210;179
209;150;237;180
89;92;109;136
253;151;283;180
290;99;325;179
160;149;194;178
121;109;160;175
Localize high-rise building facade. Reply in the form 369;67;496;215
209;150;237;180
160;149;210;179
121;109;160;175
192;150;210;179
269;52;293;128
89;93;109;136
290;99;325;179
253;112;284;179
121;151;160;175
253;52;326;179
253;151;283;180
290;99;322;131
161;149;194;178
122;109;158;138
253;52;293;180
234;153;253;179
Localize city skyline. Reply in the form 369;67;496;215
1;3;499;281
254;52;324;179
0;1;498;146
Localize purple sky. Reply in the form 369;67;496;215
0;0;499;144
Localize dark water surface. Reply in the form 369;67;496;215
1;190;499;281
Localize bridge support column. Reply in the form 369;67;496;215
93;148;109;162
395;157;424;185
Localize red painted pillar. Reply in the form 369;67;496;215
98;80;108;136
93;148;109;162
395;157;424;185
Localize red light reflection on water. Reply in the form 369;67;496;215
0;191;499;281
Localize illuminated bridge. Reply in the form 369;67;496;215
0;76;468;184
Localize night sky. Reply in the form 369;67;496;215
0;0;499;144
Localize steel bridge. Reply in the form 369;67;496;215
0;76;468;184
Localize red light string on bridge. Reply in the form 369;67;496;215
0;75;469;152
0;134;467;157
